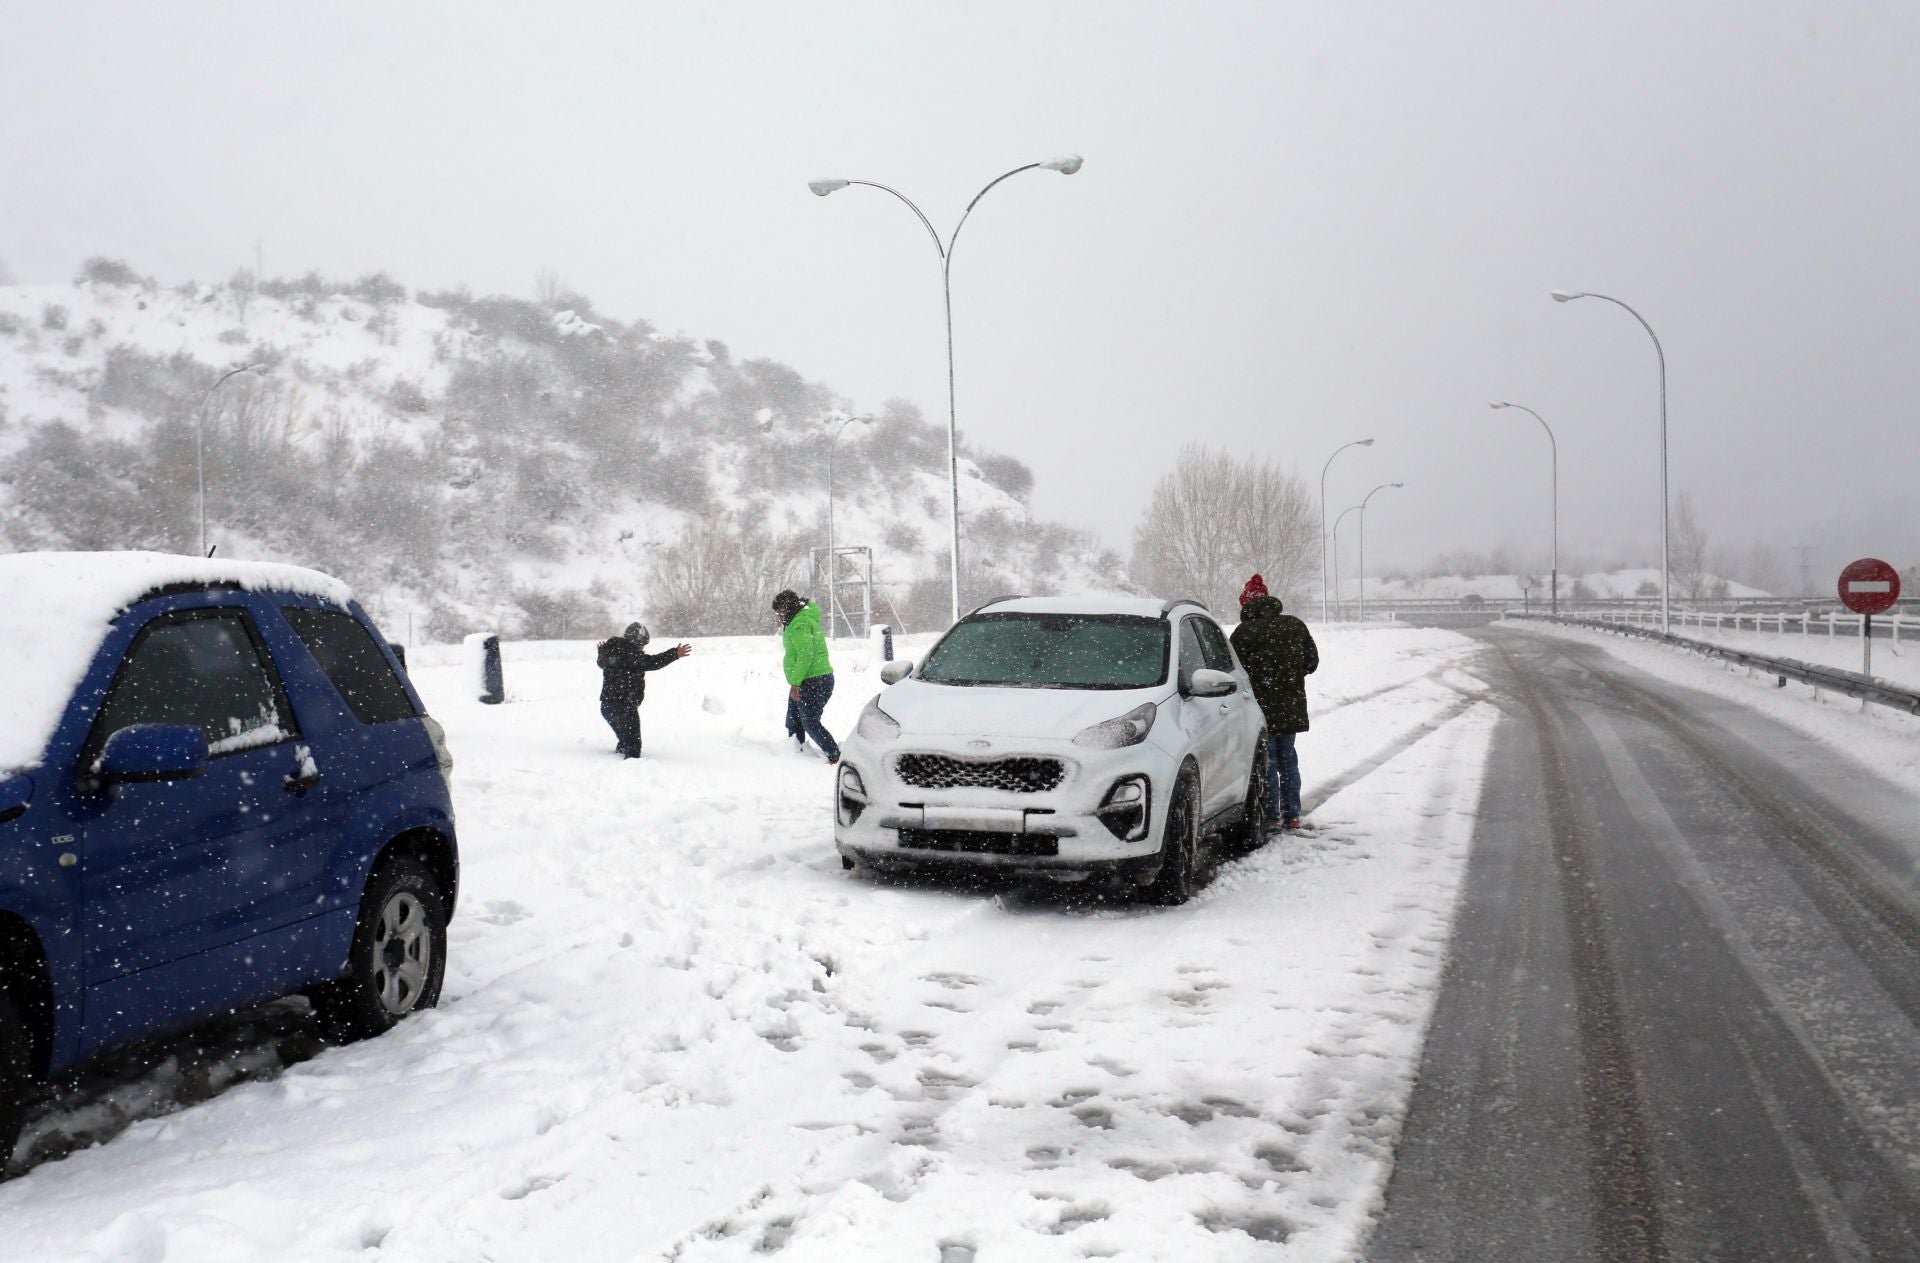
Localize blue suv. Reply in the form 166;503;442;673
0;552;458;1169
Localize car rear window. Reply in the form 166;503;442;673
281;607;418;725
918;613;1169;689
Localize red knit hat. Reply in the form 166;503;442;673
1239;574;1269;605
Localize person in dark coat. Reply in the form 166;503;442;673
596;622;691;758
1228;574;1319;829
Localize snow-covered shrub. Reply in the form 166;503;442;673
41;303;68;331
350;272;407;305
884;521;923;554
974;451;1034;502
74;256;145;287
388;379;430;413
91;346;200;422
11;421;187;550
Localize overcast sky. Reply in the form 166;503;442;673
5;1;1916;588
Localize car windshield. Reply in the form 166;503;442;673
917;613;1168;689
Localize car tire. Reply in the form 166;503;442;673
1142;771;1200;906
0;990;32;1175
1226;734;1272;854
315;853;447;1043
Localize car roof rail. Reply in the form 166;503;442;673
1160;596;1209;616
964;594;1028;618
134;580;246;604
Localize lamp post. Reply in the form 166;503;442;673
809;155;1084;626
1330;503;1364;621
1355;481;1403;624
1490;401;1559;615
825;413;872;638
1552;289;1667;633
1319;438;1375;624
198;363;264;558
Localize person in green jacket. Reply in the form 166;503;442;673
1228;574;1319;830
772;589;840;763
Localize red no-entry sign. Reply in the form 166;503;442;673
1838;558;1901;615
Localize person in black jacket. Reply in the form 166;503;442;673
596;622;691;758
1227;574;1319;829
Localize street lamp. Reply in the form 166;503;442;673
1489;401;1559;616
809;155;1084;625
1355;481;1403;625
1330;503;1364;622
1319;438;1375;624
825;412;872;638
1552;289;1668;633
198;363;264;557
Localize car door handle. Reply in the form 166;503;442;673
284;770;324;796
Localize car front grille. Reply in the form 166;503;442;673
893;753;1066;794
898;829;1059;857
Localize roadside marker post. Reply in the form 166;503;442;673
1837;557;1902;685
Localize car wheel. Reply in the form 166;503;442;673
0;991;31;1175
315;853;447;1042
1226;734;1272;854
1142;771;1200;906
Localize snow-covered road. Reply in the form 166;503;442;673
1;627;1497;1262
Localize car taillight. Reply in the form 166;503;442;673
421;714;454;774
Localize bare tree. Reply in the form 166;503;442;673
1228;456;1319;607
533;267;569;309
229;268;256;325
646;511;808;635
0;256;15;286
1670;491;1718;600
1132;445;1318;616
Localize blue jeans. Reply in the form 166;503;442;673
1266;731;1301;821
787;674;839;759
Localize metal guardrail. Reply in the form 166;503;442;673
1505;613;1920;716
1577;606;1915;642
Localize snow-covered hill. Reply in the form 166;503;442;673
0;264;1128;639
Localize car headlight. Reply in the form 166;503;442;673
1072;701;1157;749
855;698;901;742
837;763;868;826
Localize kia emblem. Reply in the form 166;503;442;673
967;739;990;750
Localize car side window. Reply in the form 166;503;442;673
1178;617;1207;684
1194;617;1235;672
280;606;417;725
90;612;297;757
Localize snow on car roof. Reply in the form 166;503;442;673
0;551;353;772
972;595;1197;618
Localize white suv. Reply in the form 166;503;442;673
834;596;1270;903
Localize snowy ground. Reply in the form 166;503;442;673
1589;616;1920;692
0;626;1498;1262
1509;618;1920;787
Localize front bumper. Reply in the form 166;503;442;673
832;740;1171;876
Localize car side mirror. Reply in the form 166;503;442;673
879;659;916;685
0;772;32;824
96;724;210;783
1187;668;1237;698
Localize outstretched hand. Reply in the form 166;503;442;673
676;643;693;658
788;685;800;700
